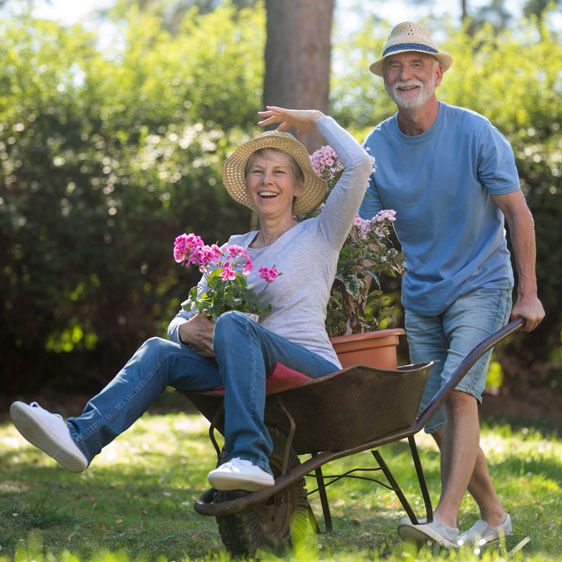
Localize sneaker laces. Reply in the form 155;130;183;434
30;402;63;421
228;458;249;469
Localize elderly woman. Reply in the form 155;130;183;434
10;107;372;492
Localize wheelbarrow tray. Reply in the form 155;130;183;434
187;362;433;454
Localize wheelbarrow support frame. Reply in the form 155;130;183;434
187;318;524;538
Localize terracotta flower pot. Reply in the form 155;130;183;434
330;328;405;370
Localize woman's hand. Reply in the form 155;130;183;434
178;313;215;356
257;106;324;137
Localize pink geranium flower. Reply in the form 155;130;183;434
220;264;236;281
174;233;280;318
310;145;344;186
374;209;396;222
258;266;279;284
173;233;204;263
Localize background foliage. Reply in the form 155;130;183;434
1;2;561;398
0;3;263;395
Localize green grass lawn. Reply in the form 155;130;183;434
1;394;560;561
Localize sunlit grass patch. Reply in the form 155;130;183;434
1;412;221;561
1;413;561;561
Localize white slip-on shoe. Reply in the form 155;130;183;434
10;401;88;473
398;514;459;548
458;513;513;546
208;458;274;492
398;515;427;526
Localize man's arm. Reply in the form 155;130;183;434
492;191;545;332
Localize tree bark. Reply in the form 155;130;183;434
264;0;334;152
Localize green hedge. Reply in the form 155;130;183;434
0;4;264;395
2;7;561;396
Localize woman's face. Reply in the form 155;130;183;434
245;150;304;220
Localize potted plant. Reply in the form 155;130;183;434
308;145;406;369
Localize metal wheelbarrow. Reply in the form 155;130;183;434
178;318;524;556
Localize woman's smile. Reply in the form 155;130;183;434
257;190;279;198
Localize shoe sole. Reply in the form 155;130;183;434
459;517;513;547
398;523;457;549
10;403;87;473
460;531;513;547
208;472;274;492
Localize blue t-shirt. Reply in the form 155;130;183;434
360;102;517;315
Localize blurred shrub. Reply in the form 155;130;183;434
2;5;561;397
0;4;264;395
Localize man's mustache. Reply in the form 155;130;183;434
392;79;424;92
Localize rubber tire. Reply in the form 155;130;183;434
214;427;309;557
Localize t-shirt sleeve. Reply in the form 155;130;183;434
359;174;384;219
476;122;521;195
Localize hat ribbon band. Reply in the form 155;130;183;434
383;42;439;57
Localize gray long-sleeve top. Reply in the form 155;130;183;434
168;116;373;368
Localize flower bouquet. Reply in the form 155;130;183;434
173;233;279;320
309;146;406;337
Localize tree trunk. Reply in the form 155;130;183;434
264;0;334;152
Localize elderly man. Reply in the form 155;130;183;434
360;21;545;548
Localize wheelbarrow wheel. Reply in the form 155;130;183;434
214;427;309;556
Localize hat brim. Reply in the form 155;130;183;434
222;132;327;216
370;50;453;77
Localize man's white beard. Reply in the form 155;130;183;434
386;77;436;109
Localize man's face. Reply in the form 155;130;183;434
383;52;442;109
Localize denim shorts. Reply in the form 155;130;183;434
405;287;512;434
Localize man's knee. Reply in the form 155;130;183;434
446;389;478;416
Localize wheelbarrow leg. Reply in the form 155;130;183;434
312;461;333;533
371;436;433;525
208;406;225;459
407;435;433;523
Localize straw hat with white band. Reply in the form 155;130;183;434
222;130;328;216
370;21;453;77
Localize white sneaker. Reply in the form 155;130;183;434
398;514;459;548
458;513;513;546
10;401;88;473
208;458;274;492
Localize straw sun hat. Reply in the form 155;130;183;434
222;130;328;216
370;21;453;77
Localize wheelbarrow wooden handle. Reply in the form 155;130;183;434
415;317;525;430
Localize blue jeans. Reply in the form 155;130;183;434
405;287;512;434
67;311;339;474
